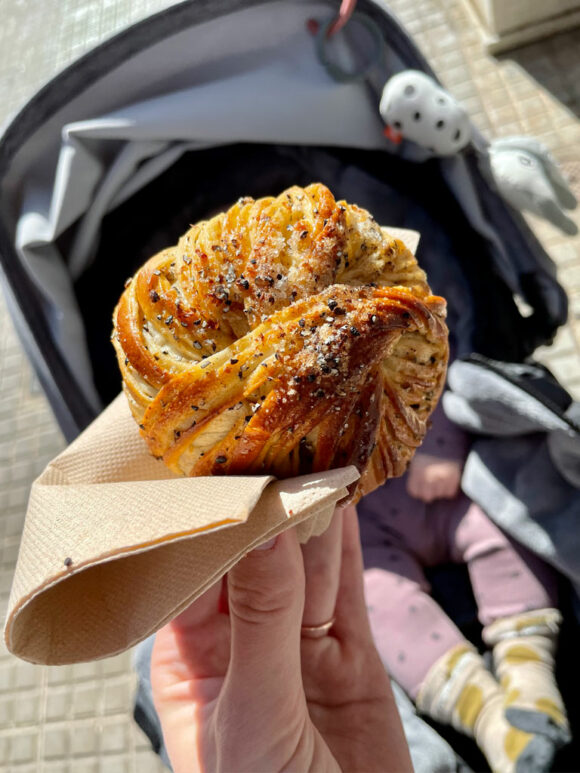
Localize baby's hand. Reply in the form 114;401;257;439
406;453;462;503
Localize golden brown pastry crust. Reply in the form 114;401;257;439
112;183;448;500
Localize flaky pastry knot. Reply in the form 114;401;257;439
113;183;448;500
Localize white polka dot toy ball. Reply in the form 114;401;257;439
379;70;471;156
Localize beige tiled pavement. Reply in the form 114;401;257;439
0;1;579;771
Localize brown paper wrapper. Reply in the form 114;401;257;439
5;226;419;665
4;395;358;665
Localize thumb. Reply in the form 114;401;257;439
225;529;305;699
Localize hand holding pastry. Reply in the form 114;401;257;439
151;508;412;773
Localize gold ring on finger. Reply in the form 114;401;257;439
300;617;336;639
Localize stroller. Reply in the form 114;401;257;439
0;1;578;769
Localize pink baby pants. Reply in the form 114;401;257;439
359;478;558;699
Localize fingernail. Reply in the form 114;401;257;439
255;536;278;551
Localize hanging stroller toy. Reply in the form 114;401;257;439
379;70;472;154
378;69;577;233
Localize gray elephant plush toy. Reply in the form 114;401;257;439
379;71;578;235
489;137;578;235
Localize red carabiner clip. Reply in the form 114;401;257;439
307;0;357;37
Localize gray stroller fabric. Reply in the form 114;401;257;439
444;357;580;615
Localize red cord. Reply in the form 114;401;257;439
307;0;358;37
327;0;357;37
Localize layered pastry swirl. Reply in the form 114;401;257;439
113;183;448;499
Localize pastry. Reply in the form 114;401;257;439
112;183;448;500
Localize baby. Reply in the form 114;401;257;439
358;401;570;773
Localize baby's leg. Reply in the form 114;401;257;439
364;550;464;699
453;502;557;626
455;503;569;746
365;551;553;773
